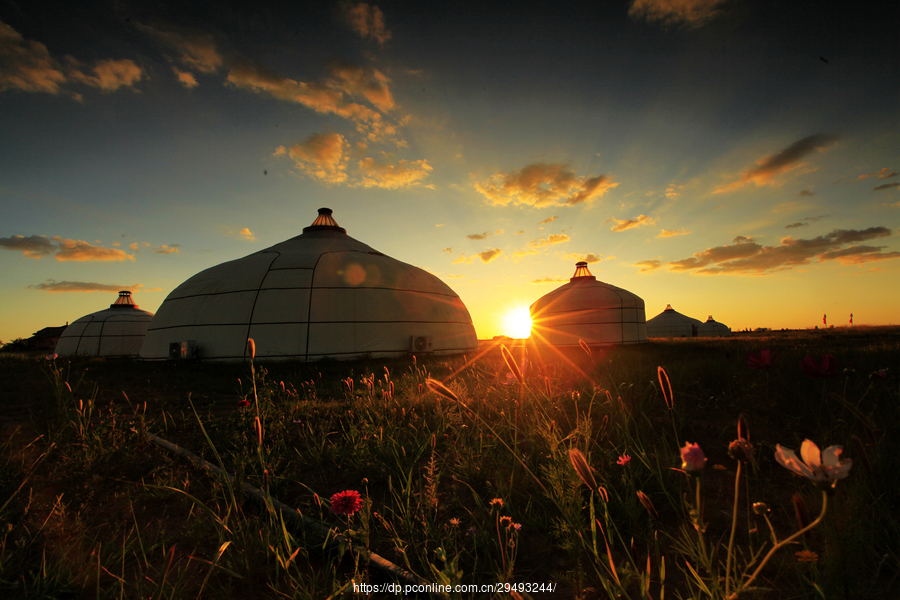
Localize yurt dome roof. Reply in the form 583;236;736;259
529;262;647;346
697;315;731;337
55;291;154;357
646;304;703;338
140;208;478;361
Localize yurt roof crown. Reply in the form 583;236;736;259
304;207;346;234
111;290;138;309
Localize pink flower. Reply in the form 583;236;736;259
329;490;362;516
746;349;776;369
45;353;58;361
799;354;839;378
680;442;707;475
775;440;852;485
617;454;631;466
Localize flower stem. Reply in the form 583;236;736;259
728;491;828;600
724;461;742;597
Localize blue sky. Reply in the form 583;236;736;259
2;0;898;343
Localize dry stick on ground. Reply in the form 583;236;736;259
145;432;449;599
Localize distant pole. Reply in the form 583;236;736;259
850;313;853;326
823;314;827;327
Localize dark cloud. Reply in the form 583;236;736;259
1;235;134;261
0;234;55;258
477;248;502;263
716;134;839;193
785;222;807;229
634;260;663;273
798;189;815;196
608;214;655;232
466;231;490;240
30;281;146;293
628;0;727;28
873;182;899;192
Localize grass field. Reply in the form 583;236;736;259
1;327;899;599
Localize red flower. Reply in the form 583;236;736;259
746;349;776;370
329;490;362;516
799;354;839;378
236;399;251;407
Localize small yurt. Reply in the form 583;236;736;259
697;315;731;337
646;304;703;338
529;262;647;347
55;291;154;357
140;208;478;361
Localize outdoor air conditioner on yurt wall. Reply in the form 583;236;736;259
168;341;196;359
409;335;433;352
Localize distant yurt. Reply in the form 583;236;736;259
140;208;478;361
646;304;703;338
55;291;154;357
697;315;731;337
529;262;647;347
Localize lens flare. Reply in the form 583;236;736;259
502;306;533;339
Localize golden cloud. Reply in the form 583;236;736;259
858;168;898;180
357;157;432;189
538;215;559;224
172;67;198;88
281;132;348;184
477;248;502;263
53;238;135;262
664;227;896;274
608;215;656;232
466;231;491;240
328;59;393;112
635;259;663;273
76;58;143;91
238;228;255;241
529;233;571;247
656;228;691;238
154;244;180;254
665;183;684;198
531;277;566;284
564;253;603;263
628;0;727;28
138;25;223;73
342;2;392;46
474;163;617;207
715;134;839;194
512;250;540;261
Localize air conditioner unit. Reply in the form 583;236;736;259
409;335;433;353
168;341;196;359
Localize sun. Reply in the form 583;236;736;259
501;306;533;339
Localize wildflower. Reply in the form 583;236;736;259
617;454;631;466
236;399;251;407
796;550;819;563
680;442;707;475
728;438;753;463
746;348;776;369
775;440;853;484
500;515;512;526
799;354;839;378
489;497;504;509
511;523;522;531
449;518;460;527
45;353;58;361
329;490;362;516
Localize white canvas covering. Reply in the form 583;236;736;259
140;208;478;361
530;263;647;346
697;315;731;337
646;304;703;338
55;291;154;357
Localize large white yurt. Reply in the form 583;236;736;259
697;315;731;337
529;262;647;347
646;304;703;338
140;208;478;361
55;291;154;357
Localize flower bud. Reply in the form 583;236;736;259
752;502;769;515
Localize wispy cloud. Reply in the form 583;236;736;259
1;20;144;96
154;244;180;254
441;247;453;253
531;277;566;284
659;227;898;274
29;280;151;293
656;228;691;238
0;235;134;261
538;215;558;224
608;215;656;232
628;0;727;28
665;183;685;198
276;132;348;183
467;231;492;240
858;168;898;180
715;134;839;194
785;215;828;229
172;66;198;88
529;233;570;247
474;163;617;207
798;189;815;196
452;248;503;264
564;253;603;263
873;182;899;192
341;2;392;46
357;157;432;189
0;235;55;258
635;259;663;273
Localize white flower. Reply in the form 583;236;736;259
775;439;852;483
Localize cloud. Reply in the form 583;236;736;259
873;182;899;192
29;280;147;293
608;214;656;232
785;222;807;229
328;59;393;112
511;250;540;261
342;2;392;46
53;238;135;262
154;244;180;254
564;253;603;263
656;228;691;238
665;227;896;274
441;247;453;253
628;0;727;28
467;231;491;240
477;248;502;263
172;67;198;88
129;242;138;251
138;25;223;74
715;134;839;194
278;132;348;183
665;183;685;198
531;277;566;284
634;260;663;273
858;168;898;180
538;215;559;224
357;157;432;189
474;163;617;207
1;21;144;95
238;228;255;241
0;235;56;258
798;189;815;196
529;233;570;247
